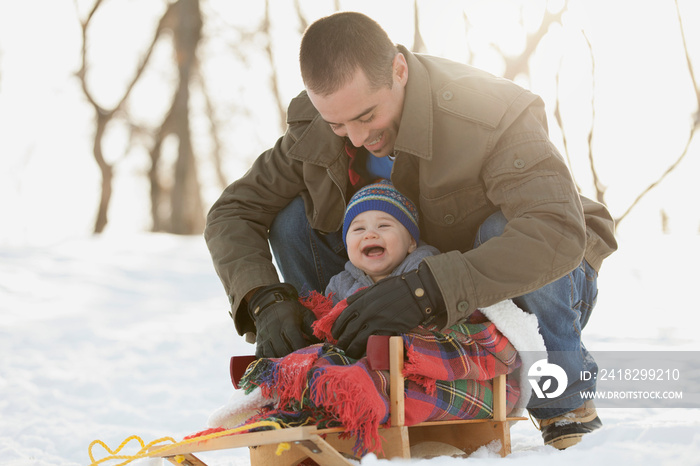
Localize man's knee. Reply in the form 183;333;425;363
270;197;308;247
474;211;508;247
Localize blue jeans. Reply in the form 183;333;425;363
269;197;347;296
270;199;597;418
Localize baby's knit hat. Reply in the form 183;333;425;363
342;179;419;247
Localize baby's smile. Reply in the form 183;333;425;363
362;245;385;257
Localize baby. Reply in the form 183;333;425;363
325;179;439;304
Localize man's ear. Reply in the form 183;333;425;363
393;53;408;86
408;237;417;253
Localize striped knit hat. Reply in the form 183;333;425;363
342;179;419;247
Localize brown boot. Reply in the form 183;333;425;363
535;400;602;450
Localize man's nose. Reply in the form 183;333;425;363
346;123;369;148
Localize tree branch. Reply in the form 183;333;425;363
615;0;698;225
75;0;169;114
195;69;227;190
675;0;700;127
582;32;605;205
553;60;581;193
293;0;308;35
263;0;287;133
499;2;567;81
412;0;427;53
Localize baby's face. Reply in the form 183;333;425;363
345;210;417;282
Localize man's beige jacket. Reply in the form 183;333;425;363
204;46;618;338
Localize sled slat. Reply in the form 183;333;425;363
294;434;355;466
389;335;405;427
151;425;344;457
163;452;207;466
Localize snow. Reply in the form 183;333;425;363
1;231;699;466
1;0;699;462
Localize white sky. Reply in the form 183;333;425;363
0;0;698;246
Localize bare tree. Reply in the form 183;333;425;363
75;0;164;233
461;12;476;65
293;0;309;35
494;2;568;81
412;0;428;54
613;0;698;227
553;63;581;193
195;69;227;190
581;33;606;206
77;0;205;235
148;0;205;235
262;0;287;134
554;0;698;229
262;0;342;134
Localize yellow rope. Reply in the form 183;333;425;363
88;421;290;466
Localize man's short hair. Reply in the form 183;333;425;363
300;12;398;96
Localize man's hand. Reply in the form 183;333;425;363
331;263;446;359
248;283;319;358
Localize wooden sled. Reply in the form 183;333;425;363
150;336;527;465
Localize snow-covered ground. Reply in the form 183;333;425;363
1;231;699;466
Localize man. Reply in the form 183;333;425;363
204;11;617;449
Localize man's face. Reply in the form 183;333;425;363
307;54;408;157
345;210;417;282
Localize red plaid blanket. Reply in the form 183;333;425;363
234;292;521;455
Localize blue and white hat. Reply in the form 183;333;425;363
342;179;419;247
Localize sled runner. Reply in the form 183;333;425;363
149;335;527;465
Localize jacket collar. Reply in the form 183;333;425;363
287;111;346;167
394;46;433;161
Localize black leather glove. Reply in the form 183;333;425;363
248;283;319;358
331;263;446;359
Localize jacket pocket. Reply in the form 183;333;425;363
419;183;489;227
419;184;494;252
503;172;569;218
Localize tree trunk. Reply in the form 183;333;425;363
148;0;204;235
93;113;112;234
169;0;204;235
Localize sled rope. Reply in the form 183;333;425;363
88;420;290;466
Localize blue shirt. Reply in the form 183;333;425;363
366;153;395;180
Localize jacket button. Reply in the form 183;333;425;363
514;158;526;169
457;301;469;312
443;214;455;224
442;90;454;101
